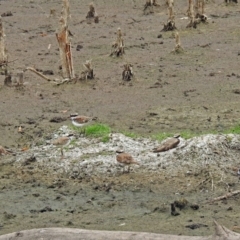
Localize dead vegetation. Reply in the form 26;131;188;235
26;0;76;85
80;60;94;80
56;0;75;80
171;32;184;53
110;28;125;57
225;0;238;4
122;64;134;81
86;2;99;23
4;70;25;88
186;0;208;28
0;16;8;75
161;0;177;31
143;0;160;15
48;9;56;18
0;145;10;155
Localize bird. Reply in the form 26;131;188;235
70;114;97;127
153;134;181;153
52;136;70;157
116;151;140;173
0;145;11;155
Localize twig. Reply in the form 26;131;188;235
26;67;54;82
208;190;240;203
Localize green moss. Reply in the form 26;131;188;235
84;124;111;136
223;124;240;134
81;124;111;142
101;135;110;143
151;132;173;142
69;122;240;145
121;131;139;139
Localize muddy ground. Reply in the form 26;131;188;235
0;0;240;237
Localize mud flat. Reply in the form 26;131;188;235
1;127;240;236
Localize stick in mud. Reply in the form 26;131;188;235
186;0;207;28
26;67;53;82
110;28;125;57
170;202;180;216
143;0;160;15
86;2;99;23
122;64;134;81
161;0;176;31
80;60;94;80
56;0;75;80
171;32;184;53
0;16;8;74
207;190;240;203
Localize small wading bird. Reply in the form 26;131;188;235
116;150;140;173
52;136;71;157
70;114;97;127
153;134;181;153
0;145;11;155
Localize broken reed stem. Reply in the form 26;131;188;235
143;0;159;14
175;32;180;46
172;32;183;53
26;67;53;81
122;64;134;81
111;28;125;57
62;0;70;22
0;16;7;69
208;190;240;203
195;0;205;16
190;0;195;21
195;0;199;15
86;3;99;23
168;6;174;20
81;60;94;80
87;2;95;18
201;0;205;14
167;0;174;19
56;0;75;80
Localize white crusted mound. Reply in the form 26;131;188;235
11;126;240;178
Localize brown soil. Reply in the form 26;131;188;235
0;0;240;237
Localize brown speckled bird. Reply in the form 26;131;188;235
0;145;10;155
153;134;180;153
116;151;140;173
70;114;97;127
52;136;70;156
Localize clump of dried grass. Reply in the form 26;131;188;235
225;0;238;4
122;64;134;81
4;70;25;88
143;0;160;15
161;0;177;31
80;60;94;80
86;2;99;24
0;16;8;74
110;28;125;57
186;0;208;28
171;32;184;53
49;9;56;18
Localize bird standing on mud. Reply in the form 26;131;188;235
153;134;181;153
116;151;140;173
52;136;70;157
70;114;97;127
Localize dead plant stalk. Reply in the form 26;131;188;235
56;0;75;80
0;16;7;68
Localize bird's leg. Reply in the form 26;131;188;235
127;166;130;173
61;147;64;157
